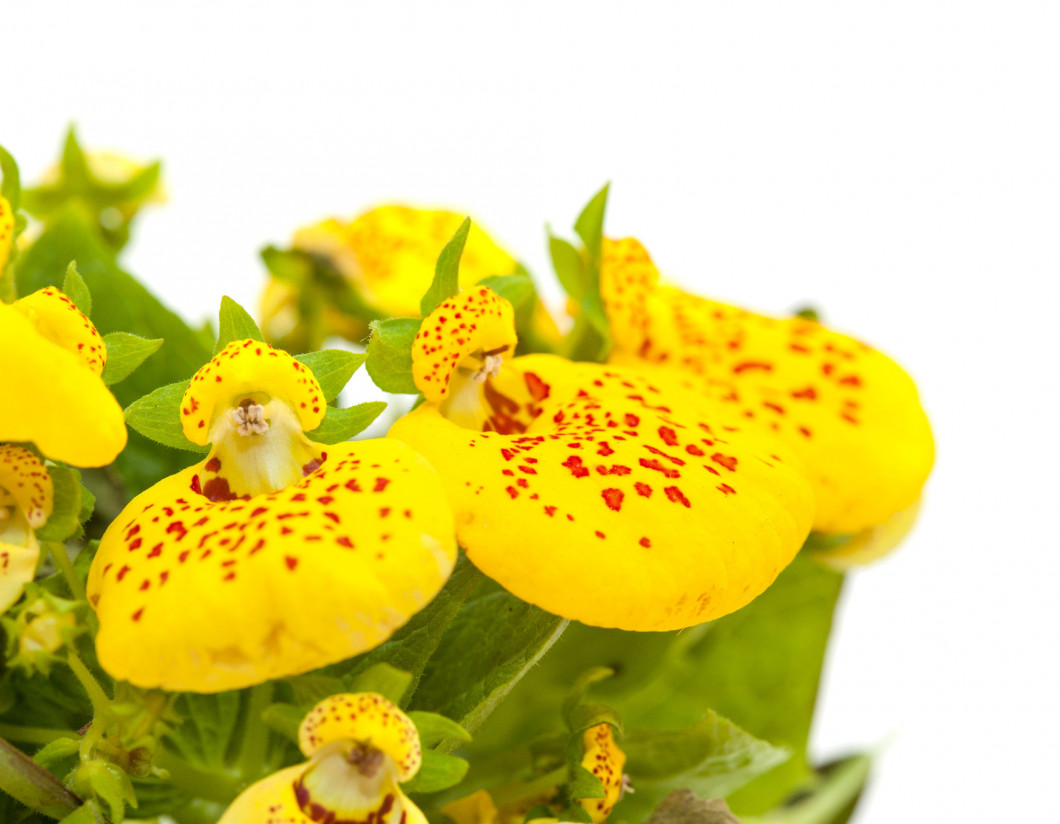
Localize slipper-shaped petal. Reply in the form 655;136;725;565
0;289;126;467
600;237;934;535
219;693;428;824
0;445;53;613
391;350;814;631
579;724;626;823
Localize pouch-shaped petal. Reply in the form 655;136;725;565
600;237;934;535
87;439;456;692
0;445;53;613
0;294;126;467
390;354;814;631
579;724;626;823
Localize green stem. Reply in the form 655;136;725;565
66;650;110;717
0;725;79;746
153;749;243;806
47;542;85;602
235;682;275;781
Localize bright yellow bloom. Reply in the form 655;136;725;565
389;288;814;631
88;340;456;692
0;196;13;274
443;790;502;824
599;238;934;536
219;693;427;824
579;724;626;823
0;445;52;613
0;287;127;467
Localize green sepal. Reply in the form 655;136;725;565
101;332;164;386
573;182;610;269
214;295;264;354
477;272;536;310
35;466;84;542
548;233;588;302
408;711;471;749
305;401;386;444
347;663;414;706
70;759;137;822
123;380;206;454
420;217;471;316
33;738;81;771
402;749;469;794
62;262;92;317
365;318;421;395
294;350;367;402
59;800;110;824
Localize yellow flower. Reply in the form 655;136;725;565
0;287;127;467
218;692;427;824
389;287;814;631
87;340;456;692
599;237;934;536
0;195;13;275
0;445;52;613
579;724;626;823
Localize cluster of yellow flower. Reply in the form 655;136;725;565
0;180;933;823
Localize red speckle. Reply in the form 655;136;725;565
711;453;738;472
597;442;615;457
798;426;813;438
345;478;362;492
203;477;237;502
634;482;653;497
791;386;818;400
524;372;550;402
639;537;652;548
658;426;679;446
664;486;691;507
686;444;705;456
302;458;323;476
763;402;785;415
839;375;862;387
595;530;606;539
625;413;640;427
336;537;354;548
251;506;268;517
205;457;221;472
733;361;773;373
639;458;681;479
284;556;299;570
561;455;590;478
602;488;624;511
717;483;736;495
544;505;557;517
506;486;519;499
128;538;142;551
189;475;202;494
132;608;144;622
373;477;391;492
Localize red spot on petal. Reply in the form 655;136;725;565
602;488;624;511
664;486;691;507
205;457;221;472
634;482;653;497
711;453;738;472
717;483;736;495
284;556;299;570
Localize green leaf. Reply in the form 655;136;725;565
283;674;348;707
61;262;92;317
748;754;872;824
477;273;535;310
793;306;821;322
35;466;84;542
408;711;471;749
306;402;386;444
123;380;206;453
59;801;109;824
295;350;367;402
0;144;21;208
412;592;568;739
549;234;588;302
347;663;414;706
261;704;302;744
420;217;471;316
365;318;421;395
100;332;164;386
165;692;244;771
573;183;610;266
402;749;469;794
0;737;82;819
73;760;136;821
214;296;264;354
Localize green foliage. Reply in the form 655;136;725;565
477;273;535;310
306;401;386;444
403;750;470;795
408;712;471;748
164;691;244;772
0;737;81;820
0;144;22;208
347;663;414;706
70;759;136;822
123;380;205;454
214;296;265;354
548;234;588;301
35;467;85;542
294;349;367;402
365;318;421;395
61;262;92;317
574;182;610;266
421;217;471;316
100;333;164;386
744;754;872;824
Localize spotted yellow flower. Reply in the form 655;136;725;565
87;340;456;692
579;724;626;823
0;195;14;275
389;287;814;631
218;693;427;824
0;445;52;614
599;237;934;536
0;286;126;467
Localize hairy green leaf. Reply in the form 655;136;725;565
0;737;82;819
123;380;206;453
408;712;471;749
306;402;386;444
347;663;413;705
61;262;92;317
214;296;264;354
365;318;421;395
402;749;469;794
421;218;471;316
34;466;83;542
100;332;164;386
294;350;366;402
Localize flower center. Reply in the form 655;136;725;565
293;740;402;823
192;396;324;502
440;346;512;432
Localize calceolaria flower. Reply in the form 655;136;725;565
389;287;814;631
88;340;456;692
0;445;52;613
579;723;627;823
218;692;427;824
599;237;934;536
0;195;14;274
0;287;127;467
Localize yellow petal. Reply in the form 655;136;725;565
182;340;325;445
0;196;13;274
813;499;922;571
0;303;126;467
412;286;518;404
442;790;501;824
12;287;107;375
390;355;814;631
295;206;517;319
87;439;456;692
601;237;934;535
299;693;421;780
0;444;54;528
579;724;626;823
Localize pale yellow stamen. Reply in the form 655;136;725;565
230;401;269;436
472;353;505;383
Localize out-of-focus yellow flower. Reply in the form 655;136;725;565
442;789;501;824
578;724;626;823
0;287;126;467
88;340;456;692
390;287;814;631
0;196;13;275
599;237;934;537
218;693;427;824
0;445;52;614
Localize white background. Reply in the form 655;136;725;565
6;1;1060;821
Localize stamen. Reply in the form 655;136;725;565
0;507;10;523
346;743;385;778
472;353;505;384
230;401;269;436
